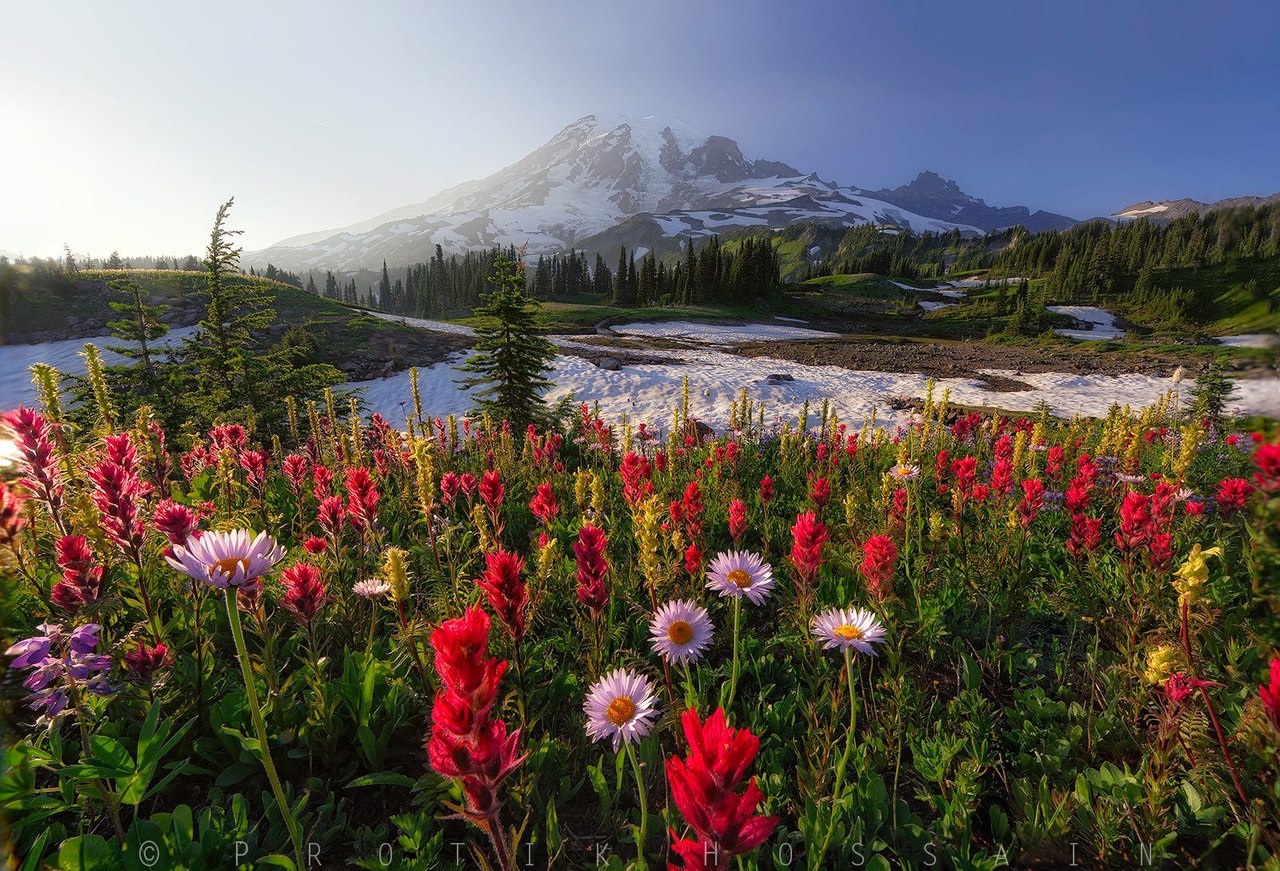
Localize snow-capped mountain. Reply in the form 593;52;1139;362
1114;192;1280;223
247;114;1068;271
863;171;1077;234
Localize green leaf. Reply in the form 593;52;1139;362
347;772;416;789
56;835;116;870
88;736;136;778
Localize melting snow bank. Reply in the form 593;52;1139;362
611;321;840;344
918;301;957;312
360;310;476;336
0;327;200;408
1046;306;1126;341
1217;333;1276;349
346;346;1280;433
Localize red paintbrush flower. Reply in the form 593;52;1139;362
303;535;327;555
788;511;829;594
238;449;268;487
990;457;1014;496
280;562;326;624
680;481;705;539
50;534;104;614
344;466;380;531
1066;513;1102;558
1115;491;1152;554
479;470;504;516
758;475;773;506
427;605;524;827
3;407;65;526
1164;673;1221;713
808;475;831;509
620;451;654;505
439;471;461;505
282;453;310;493
476;549;528;641
311;464;334;500
1016;478;1046;529
574;523;609;617
0;480;27;549
153;499;200;549
123;642;170;684
1260;656;1280;732
666;708;779;868
1215;477;1254;515
684;542;703;579
859;534;898;602
89;434;149;563
1253;442;1280;494
317;495;346;539
528;482;559;527
727;499;747;547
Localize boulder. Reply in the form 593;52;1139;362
596;356;622;371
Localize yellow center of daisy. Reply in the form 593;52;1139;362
727;568;752;588
667;620;693;645
212;557;251;580
606;696;636;726
834;624;862;641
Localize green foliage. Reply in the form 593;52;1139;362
455;252;557;428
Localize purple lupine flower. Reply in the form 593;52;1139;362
4;621;111;723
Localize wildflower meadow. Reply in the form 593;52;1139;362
2;380;1279;869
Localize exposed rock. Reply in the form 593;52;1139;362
596;356;621;371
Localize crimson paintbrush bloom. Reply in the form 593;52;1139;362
1066;513;1102;558
282;453;310;493
1215;477;1254;515
1252;442;1280;494
666;708;778;868
317;495;346;538
50;535;105;614
344;466;380;531
124;642;170;684
574;523;609;616
153;499;200;549
2;407;65;522
0;480;27;549
620;451;654;505
479;470;504;516
476;549;528;640
727;498;747;546
789;511;829;593
1260;657;1280;732
89;434;149;563
990;457;1014;496
859;534;898;602
808;475;831;509
1016;478;1046;529
1115;491;1152;553
427;606;524;825
758;475;773;506
528;482;559;526
281;562;326;623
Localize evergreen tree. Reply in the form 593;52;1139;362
105;274;170;386
1189;363;1237;424
613;245;633;305
455;253;556;428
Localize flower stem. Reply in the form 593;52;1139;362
815;648;857;870
726;596;742;711
625;741;649;865
225;590;306;870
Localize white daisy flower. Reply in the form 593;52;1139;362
810;607;888;656
165;529;285;593
649;600;714;665
1117;473;1146;484
583;668;659;752
706;550;776;606
888;463;920;482
352;578;391;598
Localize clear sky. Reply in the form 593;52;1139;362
3;0;1277;257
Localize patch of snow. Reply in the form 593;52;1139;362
936;289;968;298
1047;305;1126;341
361;310;475;336
347;346;1280;435
1217;333;1276;349
773;316;808;324
918;301;957;312
0;327;200;410
1118;203;1170;217
611;321;839;344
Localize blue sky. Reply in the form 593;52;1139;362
3;0;1277;255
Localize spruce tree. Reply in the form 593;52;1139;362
455;252;556;428
105;274;170;386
